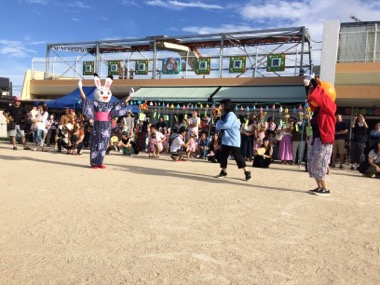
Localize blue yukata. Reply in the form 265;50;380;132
83;98;128;166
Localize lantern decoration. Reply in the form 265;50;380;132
298;104;303;111
166;103;169;108
279;106;283;113
266;106;269;111
245;106;250;112
170;104;174;108
284;108;289;114
272;104;276;110
260;107;263;113
176;104;180;109
253;105;256;111
293;107;297;114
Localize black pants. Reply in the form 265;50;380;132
220;145;246;169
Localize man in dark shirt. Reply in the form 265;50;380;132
331;112;348;169
3;97;31;150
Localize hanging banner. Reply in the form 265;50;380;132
267;53;285;72
135;60;149;75
229;56;246;73
83;61;94;75
195;57;211;75
108;61;120;75
162;57;181;75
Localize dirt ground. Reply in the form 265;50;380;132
0;140;379;285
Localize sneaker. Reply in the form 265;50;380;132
314;189;331;196
98;165;106;169
216;170;227;178
350;166;355;170
308;187;321;194
12;146;17;150
244;170;252;181
23;147;31;150
339;164;344;169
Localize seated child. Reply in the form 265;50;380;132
119;131;134;156
106;134;120;154
197;132;209;159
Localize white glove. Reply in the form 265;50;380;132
130;88;134;97
78;79;83;89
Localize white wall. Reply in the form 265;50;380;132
320;20;340;85
0;111;8;138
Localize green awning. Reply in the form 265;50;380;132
212;86;307;103
133;87;218;102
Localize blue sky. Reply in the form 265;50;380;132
1;0;379;96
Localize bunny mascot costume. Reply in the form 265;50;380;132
78;73;132;168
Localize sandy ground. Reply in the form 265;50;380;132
0;140;379;285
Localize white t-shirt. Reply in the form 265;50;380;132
149;131;165;143
188;116;200;135
170;136;184;153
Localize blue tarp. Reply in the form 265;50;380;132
45;87;119;110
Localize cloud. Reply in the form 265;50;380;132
71;18;80;22
145;0;223;10
25;0;49;4
183;24;253;34
121;0;138;6
68;1;94;9
0;40;37;58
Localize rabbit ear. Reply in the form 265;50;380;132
93;73;101;89
104;75;113;90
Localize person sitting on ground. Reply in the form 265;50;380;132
119;131;134;156
170;126;191;161
106;133;120;155
148;125;165;158
253;137;273;168
197;132;209;159
365;139;380;178
69;122;85;155
207;132;221;163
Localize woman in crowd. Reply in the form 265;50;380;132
253;137;273;168
255;111;268;147
350;114;368;170
276;114;293;164
267;116;277;132
240;114;256;161
207;132;221;163
45;114;57;147
369;122;380;150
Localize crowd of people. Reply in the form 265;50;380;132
3;96;380;183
